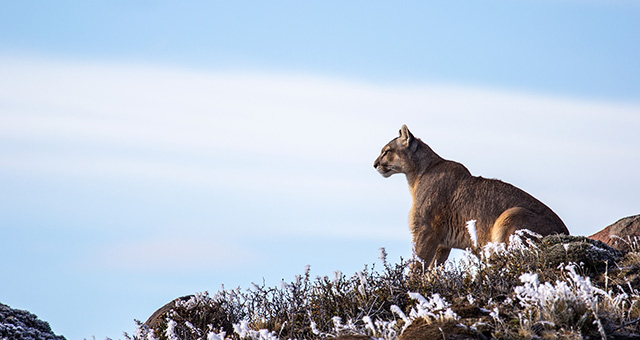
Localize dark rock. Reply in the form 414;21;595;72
0;303;66;340
590;214;640;252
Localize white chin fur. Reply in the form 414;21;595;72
377;166;394;177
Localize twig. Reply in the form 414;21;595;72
612;316;640;332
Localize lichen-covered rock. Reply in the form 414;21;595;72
540;234;623;275
0;303;66;340
590;214;640;251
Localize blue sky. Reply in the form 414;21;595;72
2;1;639;100
1;1;639;339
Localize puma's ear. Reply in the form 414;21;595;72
399;124;414;148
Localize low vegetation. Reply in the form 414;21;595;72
127;233;640;340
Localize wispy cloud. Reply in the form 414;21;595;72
1;56;639;236
96;236;260;273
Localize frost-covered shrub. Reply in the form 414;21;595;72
515;265;603;337
0;303;66;340
129;231;640;340
406;292;458;323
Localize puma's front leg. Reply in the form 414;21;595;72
432;246;451;267
412;227;443;268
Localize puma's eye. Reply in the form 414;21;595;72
382;150;389;157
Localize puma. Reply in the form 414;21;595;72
374;125;569;267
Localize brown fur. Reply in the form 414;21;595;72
374;125;569;267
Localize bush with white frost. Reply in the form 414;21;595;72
127;225;640;340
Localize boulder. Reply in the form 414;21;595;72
589;214;640;252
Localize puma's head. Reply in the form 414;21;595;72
373;125;417;177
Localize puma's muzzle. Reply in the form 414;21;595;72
374;162;395;178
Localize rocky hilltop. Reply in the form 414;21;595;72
135;233;640;340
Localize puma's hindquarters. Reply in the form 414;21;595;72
374;125;569;267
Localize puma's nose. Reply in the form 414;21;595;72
373;159;379;169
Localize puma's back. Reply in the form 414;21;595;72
374;125;569;266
